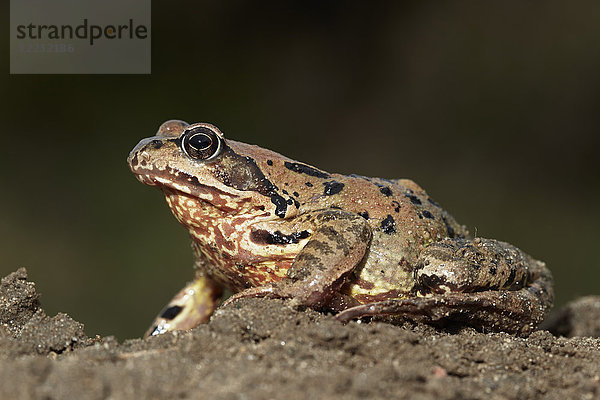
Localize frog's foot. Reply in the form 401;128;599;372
145;275;222;338
337;238;554;335
336;285;548;335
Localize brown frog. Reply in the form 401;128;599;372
128;121;553;337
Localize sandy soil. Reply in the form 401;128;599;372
1;268;599;400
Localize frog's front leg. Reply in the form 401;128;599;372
223;210;372;309
145;272;223;337
337;238;554;335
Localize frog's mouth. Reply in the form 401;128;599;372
130;157;240;204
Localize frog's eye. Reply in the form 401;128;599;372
181;127;222;161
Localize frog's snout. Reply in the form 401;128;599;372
127;136;168;186
128;137;152;167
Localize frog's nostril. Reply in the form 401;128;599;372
149;139;163;149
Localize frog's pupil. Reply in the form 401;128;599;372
188;134;211;151
182;128;222;161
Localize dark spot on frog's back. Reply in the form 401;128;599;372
270;194;288;218
358;211;369;220
405;193;422;205
381;215;396;234
266;160;273;166
284;161;330;179
422;210;435;219
323;181;345;196
379;186;393;197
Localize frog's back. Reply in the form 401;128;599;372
324;173;467;243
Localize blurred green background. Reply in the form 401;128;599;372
2;1;599;340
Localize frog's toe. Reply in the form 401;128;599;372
146;319;172;337
221;285;277;307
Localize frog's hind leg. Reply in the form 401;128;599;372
145;273;223;338
336;238;553;335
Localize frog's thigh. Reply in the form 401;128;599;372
416;237;537;294
223;210;372;308
145;273;223;338
337;238;553;335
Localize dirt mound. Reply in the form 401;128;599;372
543;296;600;338
1;269;599;400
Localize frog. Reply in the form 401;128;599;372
127;120;553;337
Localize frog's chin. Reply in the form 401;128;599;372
133;173;160;187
